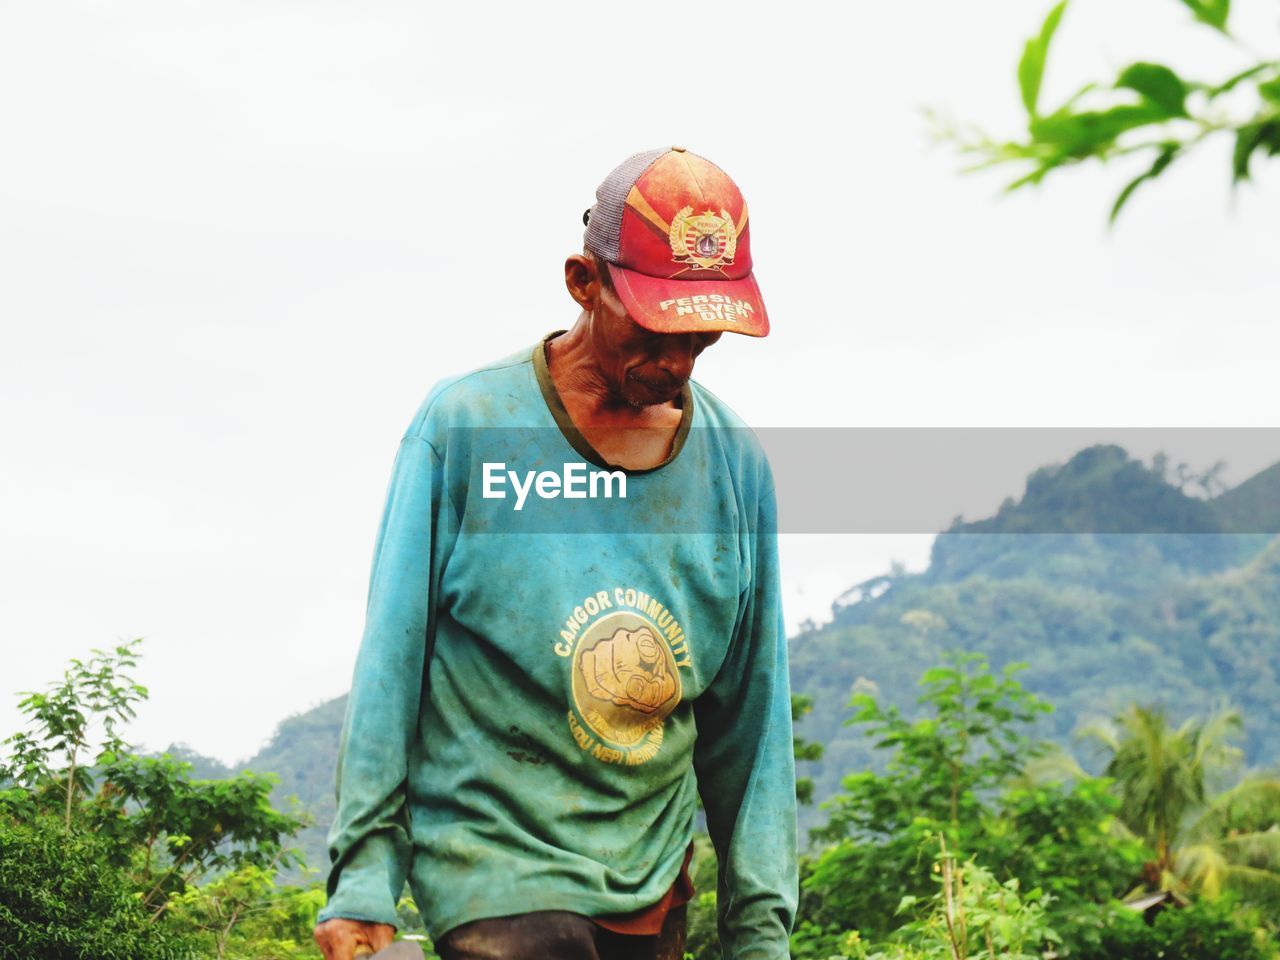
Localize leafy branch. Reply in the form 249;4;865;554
0;638;147;827
937;0;1280;222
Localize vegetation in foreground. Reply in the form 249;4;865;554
0;641;320;959
4;641;1279;958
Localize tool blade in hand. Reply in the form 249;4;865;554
359;943;427;960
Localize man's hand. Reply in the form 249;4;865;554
313;918;396;960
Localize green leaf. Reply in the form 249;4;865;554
1110;143;1179;223
1177;0;1230;32
1018;1;1069;117
1259;77;1280;105
1232;120;1280;183
1117;63;1189;117
1030;103;1171;157
1205;62;1274;97
920;667;958;685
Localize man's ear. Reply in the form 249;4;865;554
565;254;604;311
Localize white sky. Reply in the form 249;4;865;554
3;0;1278;764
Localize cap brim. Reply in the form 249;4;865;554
610;265;770;337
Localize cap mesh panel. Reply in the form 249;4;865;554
583;148;667;263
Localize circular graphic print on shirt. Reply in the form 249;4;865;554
571;611;683;758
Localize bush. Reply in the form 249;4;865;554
1064;897;1274;960
0;814;183;960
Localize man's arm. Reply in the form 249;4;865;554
317;435;442;928
692;468;799;960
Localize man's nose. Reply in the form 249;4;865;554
655;335;698;381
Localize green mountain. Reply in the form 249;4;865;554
791;445;1280;836
172;444;1280;866
1215;460;1280;533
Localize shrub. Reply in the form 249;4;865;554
0;814;183;960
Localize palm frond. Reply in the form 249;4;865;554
1008;745;1088;788
1221;863;1280;911
1176;842;1229;898
1220;825;1280;869
1186;778;1280;840
1073;716;1121;756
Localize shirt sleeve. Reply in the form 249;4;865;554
318;435;442;927
692;466;799;960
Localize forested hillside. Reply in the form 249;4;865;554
792;445;1280;836
197;444;1280;868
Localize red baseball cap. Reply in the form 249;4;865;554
583;147;769;338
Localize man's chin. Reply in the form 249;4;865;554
624;380;683;407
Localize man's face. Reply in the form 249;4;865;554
591;273;722;408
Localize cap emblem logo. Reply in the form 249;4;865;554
668;206;737;271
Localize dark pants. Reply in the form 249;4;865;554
434;905;687;960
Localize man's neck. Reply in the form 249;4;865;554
545;322;684;470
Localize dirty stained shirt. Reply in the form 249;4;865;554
318;334;798;959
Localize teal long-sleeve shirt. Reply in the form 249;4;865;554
319;333;798;958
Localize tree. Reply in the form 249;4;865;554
816;652;1054;842
942;0;1280;222
793;652;1143;953
788;655;1279;960
878;835;1061;960
1079;703;1280;911
1079;704;1242;879
0;815;182;960
165;863;327;960
88;751;311;919
0;641;314;958
1068;895;1275;960
0;639;147;827
794;838;1062;960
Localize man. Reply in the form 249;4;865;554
313;147;797;960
